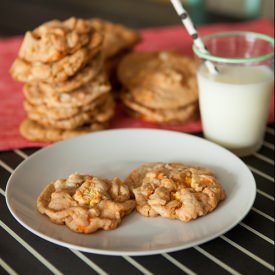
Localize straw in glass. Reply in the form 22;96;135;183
170;0;219;75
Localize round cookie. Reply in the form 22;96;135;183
24;74;110;108
10;36;102;84
121;91;198;123
117;51;198;119
26;95;115;130
117;51;196;87
38;57;103;94
127;162;226;221
128;83;197;110
129;67;198;109
23;74;110;108
18;17;97;63
23;93;109;120
37;173;136;233
20;119;107;142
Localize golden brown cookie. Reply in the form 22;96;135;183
20;119;107;142
18;17;97;63
89;18;141;59
126;162;226;221
129;68;198;109
23;93;108;120
121;91;198;123
23;74;110;108
27;95;115;130
38;57;103;94
37;173;136;233
117;51;196;85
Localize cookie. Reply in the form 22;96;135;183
23;72;110;108
18;17;97;63
129;68;198;109
20;119;107;142
121;91;198;123
37;173;136;233
38;57;103;94
118;51;196;86
89;18;141;59
27;95;115;130
127;162;226;221
117;51;160;88
10;37;102;84
23;93;108;120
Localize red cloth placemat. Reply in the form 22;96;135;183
0;18;274;150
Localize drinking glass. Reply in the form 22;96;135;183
193;31;274;156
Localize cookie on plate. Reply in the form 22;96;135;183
24;74;110;108
125;162;226;221
37;173;136;233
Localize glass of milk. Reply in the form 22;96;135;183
193;31;274;157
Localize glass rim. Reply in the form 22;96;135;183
192;31;274;64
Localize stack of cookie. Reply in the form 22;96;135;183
10;17;115;142
117;51;199;124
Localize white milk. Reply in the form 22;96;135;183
197;64;274;156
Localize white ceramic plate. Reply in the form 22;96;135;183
6;129;256;256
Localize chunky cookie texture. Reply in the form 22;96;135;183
125;162;226;222
37;173;136;233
